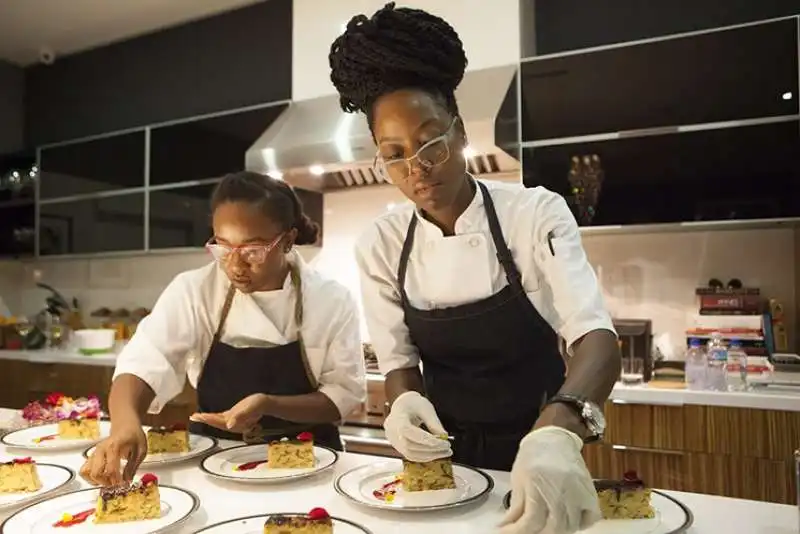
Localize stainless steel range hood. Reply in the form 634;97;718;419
244;64;520;191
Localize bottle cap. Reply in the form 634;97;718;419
689;338;701;347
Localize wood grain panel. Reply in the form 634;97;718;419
682;405;707;452
604;401;684;450
583;443;686;491
704;406;800;461
685;452;794;504
0;359;32;408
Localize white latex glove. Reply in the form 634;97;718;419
498;426;601;534
383;391;452;462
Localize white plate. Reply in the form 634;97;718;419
0;485;200;534
200;444;338;484
503;490;694;534
193;513;373;533
1;422;110;451
334;460;494;512
0;464;75;511
83;431;218;467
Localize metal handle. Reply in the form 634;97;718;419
611;399;684;407
611;444;685;456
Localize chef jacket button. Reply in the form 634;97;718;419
469;237;480;247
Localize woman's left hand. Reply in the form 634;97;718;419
498;426;601;534
190;393;270;433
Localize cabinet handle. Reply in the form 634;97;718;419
611;444;685;456
611;399;683;407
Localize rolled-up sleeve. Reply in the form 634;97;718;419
112;273;199;413
532;190;616;348
354;229;420;375
317;291;366;419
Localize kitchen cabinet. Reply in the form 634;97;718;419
0;360;197;427
39;193;145;255
529;0;800;56
523;120;800;226
583;400;800;504
148;105;287;186
149;183;218;249
0;201;35;257
521;18;799;141
38;131;146;199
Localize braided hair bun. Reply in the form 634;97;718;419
328;2;468;119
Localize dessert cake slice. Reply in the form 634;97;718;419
94;473;161;524
58;417;100;440
402;457;456;492
595;470;655;520
267;432;315;469
263;507;332;534
52;393;102;440
147;423;190;454
0;457;42;493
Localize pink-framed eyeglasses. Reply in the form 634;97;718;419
205;233;285;265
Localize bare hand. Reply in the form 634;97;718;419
79;420;146;487
190;393;270;433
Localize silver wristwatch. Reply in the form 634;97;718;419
545;394;606;442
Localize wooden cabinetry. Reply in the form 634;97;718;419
584;400;800;504
0;359;197;427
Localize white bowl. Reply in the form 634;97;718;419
72;328;116;355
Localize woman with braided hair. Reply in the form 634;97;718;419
331;4;620;534
80;171;364;487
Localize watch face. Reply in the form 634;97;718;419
582;401;606;433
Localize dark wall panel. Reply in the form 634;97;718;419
0;60;24;155
525;0;800;56
25;0;292;146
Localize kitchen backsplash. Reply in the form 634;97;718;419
0;184;796;359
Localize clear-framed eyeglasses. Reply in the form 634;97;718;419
374;119;458;182
205;232;285;265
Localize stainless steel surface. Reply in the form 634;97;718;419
245;65;520;190
795;449;799;531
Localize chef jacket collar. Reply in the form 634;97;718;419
413;174;484;239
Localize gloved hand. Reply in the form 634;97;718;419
383;391;452;462
498;426;601;534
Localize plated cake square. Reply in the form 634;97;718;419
58;418;100;440
402;458;456;492
94;473;161;524
147;423;190;454
263;507;332;534
23;392;103;434
595;471;655;520
0;457;42;493
267;432;315;469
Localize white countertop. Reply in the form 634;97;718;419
0;349;117;367
0;439;796;534
2;348;800;411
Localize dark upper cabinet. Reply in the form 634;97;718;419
529;0;800;56
0;201;35;257
149;105;287;186
521;19;799;141
149;183;216;249
149;181;323;250
39;194;145;255
39;132;146;199
523;120;800;226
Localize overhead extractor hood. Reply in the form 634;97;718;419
245;64;520;191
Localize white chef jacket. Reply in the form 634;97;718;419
355;178;616;376
113;251;366;418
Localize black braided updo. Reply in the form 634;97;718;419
328;2;468;126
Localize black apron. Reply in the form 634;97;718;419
397;180;566;471
189;264;342;450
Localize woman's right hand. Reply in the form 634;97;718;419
79;420;146;486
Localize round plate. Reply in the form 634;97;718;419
0;464;75;511
199;444;338;484
193;513;373;533
83;430;217;467
0;484;200;534
1;422;110;451
334;459;494;512
502;489;694;534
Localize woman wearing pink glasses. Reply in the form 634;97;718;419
80;171;365;487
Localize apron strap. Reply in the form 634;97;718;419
289;262;318;390
213;285;237;342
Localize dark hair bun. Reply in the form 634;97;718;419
329;2;467;115
294;214;320;246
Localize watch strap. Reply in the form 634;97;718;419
544;394;602;443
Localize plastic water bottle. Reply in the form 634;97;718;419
706;332;728;391
726;339;748;391
684;338;708;391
